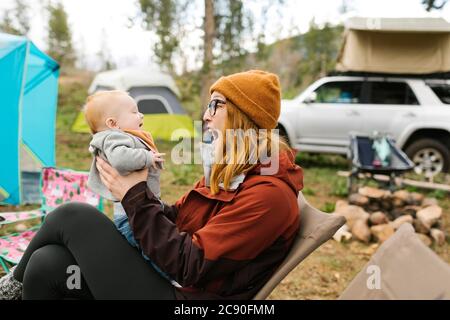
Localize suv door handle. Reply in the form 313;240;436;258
346;110;360;116
403;112;417;118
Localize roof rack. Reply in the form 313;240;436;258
345;17;450;33
328;70;450;80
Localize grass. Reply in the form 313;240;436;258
1;74;449;299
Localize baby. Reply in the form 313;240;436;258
84;90;179;286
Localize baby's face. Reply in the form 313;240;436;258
114;95;144;131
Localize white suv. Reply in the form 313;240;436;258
278;75;450;176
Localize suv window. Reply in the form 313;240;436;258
368;82;419;105
314;81;362;104
428;84;450;104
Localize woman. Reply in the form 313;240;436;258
0;70;304;300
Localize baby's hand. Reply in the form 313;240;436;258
151;152;165;169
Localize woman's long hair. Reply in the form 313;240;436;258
209;100;290;195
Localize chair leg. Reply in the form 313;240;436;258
0;258;10;274
347;170;359;194
389;173;397;193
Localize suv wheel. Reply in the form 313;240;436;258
405;138;450;176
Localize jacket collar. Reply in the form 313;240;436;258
192;174;246;202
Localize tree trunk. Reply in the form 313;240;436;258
200;0;215;117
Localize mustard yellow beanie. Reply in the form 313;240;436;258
210;70;281;129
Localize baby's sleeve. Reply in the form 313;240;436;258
102;132;154;173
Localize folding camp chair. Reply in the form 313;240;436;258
0;167;103;273
339;223;450;300
253;191;346;300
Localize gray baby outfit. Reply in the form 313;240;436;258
87;129;179;286
87;129;161;217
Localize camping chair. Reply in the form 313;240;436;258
254;191;346;300
339;223;450;300
0;167;103;273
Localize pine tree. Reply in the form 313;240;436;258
422;0;448;11
0;0;30;36
97;29;116;71
47;1;76;68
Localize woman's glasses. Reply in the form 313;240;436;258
207;99;226;117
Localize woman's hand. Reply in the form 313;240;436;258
96;156;148;201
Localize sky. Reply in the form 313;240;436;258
1;0;450;72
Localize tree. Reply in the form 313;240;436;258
200;0;216;110
422;0;448;11
15;0;30;35
339;0;353;15
214;0;248;70
135;0;284;108
0;0;30;36
97;29;116;71
294;21;344;87
0;10;20;35
137;0;183;72
47;1;76;68
137;0;257;106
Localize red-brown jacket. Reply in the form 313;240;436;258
122;150;304;299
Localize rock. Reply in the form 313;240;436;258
370;211;389;225
358;186;389;199
392;197;405;208
359;243;380;256
14;223;28;232
434;220;443;230
335;200;349;211
367;202;381;212
422;197;439;207
393;190;410;203
334;205;370;229
380;200;392;211
430;228;446;246
413;218;431;234
416;205;442;229
416;233;432;247
370;224;395;243
333;224;352;243
410;192;425;205
390;208;404;220
392;215;413;230
401;205;420;218
348;193;369;206
351;219;371;243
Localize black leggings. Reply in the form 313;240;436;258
13;202;176;300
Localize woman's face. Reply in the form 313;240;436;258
203;91;228;136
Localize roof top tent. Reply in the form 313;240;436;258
336;17;450;76
0;33;59;205
72;67;196;140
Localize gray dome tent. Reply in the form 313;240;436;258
72;67;195;140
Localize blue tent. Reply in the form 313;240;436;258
0;33;59;205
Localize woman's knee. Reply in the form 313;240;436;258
22;245;77;299
23;245;74;284
44;202;105;228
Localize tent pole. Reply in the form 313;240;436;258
16;40;30;204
